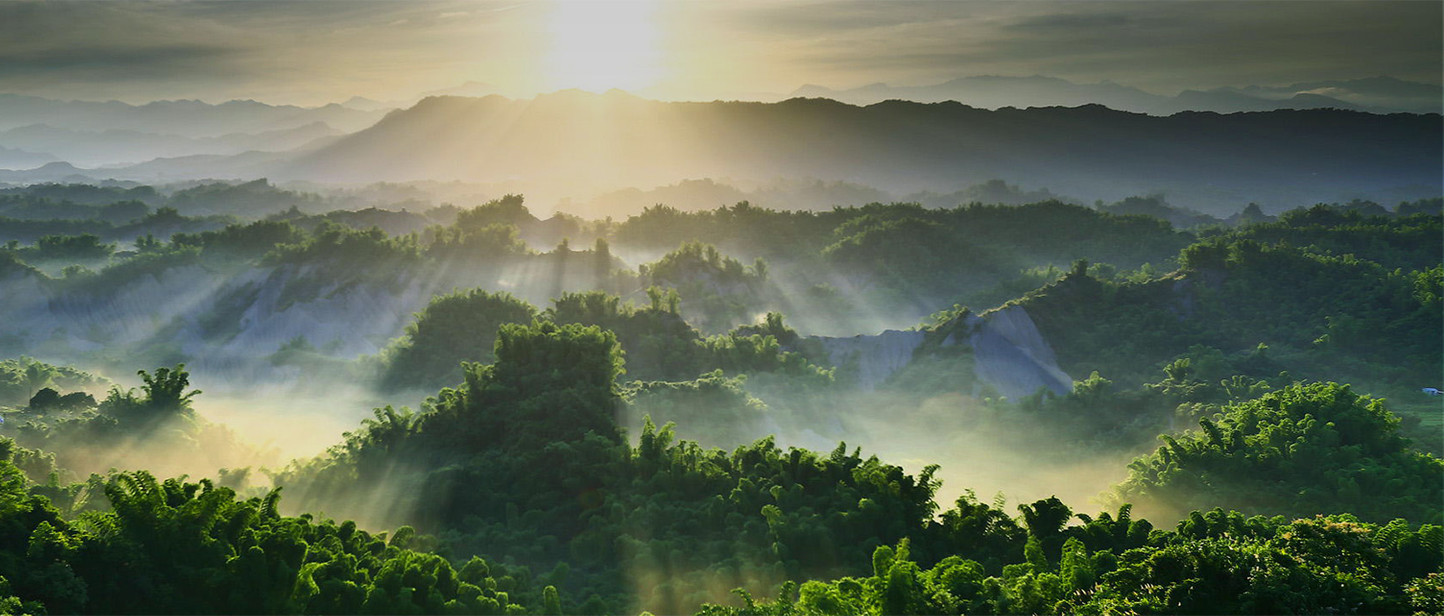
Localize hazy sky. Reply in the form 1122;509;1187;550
0;0;1438;105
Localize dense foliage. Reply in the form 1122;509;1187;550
378;290;538;391
379;287;831;394
1;183;1439;614
1115;382;1443;525
0;357;104;407
639;241;769;330
2;364;261;483
698;513;1442;615
0;441;543;615
1019;237;1441;395
280;324;1443;614
278;321;934;614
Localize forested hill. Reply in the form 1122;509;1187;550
284;92;1441;210
0;194;1440;614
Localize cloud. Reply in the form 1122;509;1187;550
0;0;542;104
720;0;985;34
0;2;254;96
0;0;1434;106
744;1;1442;93
1004;12;1133;32
0;43;236;76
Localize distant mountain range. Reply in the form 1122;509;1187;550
1;74;1434;171
0;122;342;167
0;145;57;169
0;94;383;168
1;88;1437;214
274;91;1441;211
0;94;388;138
789;75;1441;115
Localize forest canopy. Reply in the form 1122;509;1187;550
0;185;1438;615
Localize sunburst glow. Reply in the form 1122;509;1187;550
545;0;662;92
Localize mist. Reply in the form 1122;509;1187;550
2;89;1439;217
0;2;1438;613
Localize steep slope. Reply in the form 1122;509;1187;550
811;304;1073;398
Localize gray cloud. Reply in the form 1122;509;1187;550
0;1;255;98
717;0;990;34
1004;12;1134;32
766;1;1442;93
0;0;1435;105
0;0;544;103
0;44;238;79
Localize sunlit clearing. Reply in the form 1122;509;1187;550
546;0;662;92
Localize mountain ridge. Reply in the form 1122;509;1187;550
0;93;388;138
787;74;1440;114
3;93;1437;214
274;93;1439;213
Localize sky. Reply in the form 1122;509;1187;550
0;0;1438;106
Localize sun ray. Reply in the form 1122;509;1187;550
545;0;662;92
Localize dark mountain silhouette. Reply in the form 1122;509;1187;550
1171;89;1373;114
789;75;1437;114
793;76;1176;113
1226;76;1441;113
276;91;1439;213
8;91;1437;215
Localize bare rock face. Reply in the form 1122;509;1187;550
0;263;434;391
210;266;429;358
812;329;928;390
967;305;1073;399
809;304;1072;397
0;269;56;340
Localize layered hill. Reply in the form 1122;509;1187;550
282;91;1441;212
0;94;387;137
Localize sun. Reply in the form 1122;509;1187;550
545;0;662;92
